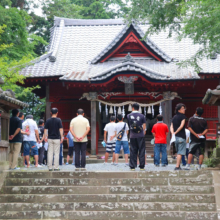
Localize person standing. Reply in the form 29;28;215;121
170;103;187;170
181;128;190;166
66;131;75;165
22;115;41;168
44;108;63;171
9;109;23;170
38;119;45;166
152;115;169;167
103;115;116;164
18;112;26;166
114;114;129;166
70;109;90;169
127;103;146;171
186;107;208;170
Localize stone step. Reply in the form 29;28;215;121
0;185;215;194
0;194;215;203
5;170;212;179
0;211;217;220
0;202;216;212
4;177;212;186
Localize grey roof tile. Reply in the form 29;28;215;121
20;17;218;81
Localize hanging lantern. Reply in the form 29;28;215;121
99;102;101;113
139;106;142;113
105;104;108;116
114;106;116;116
159;103;162;115
152;105;154;117
118;106;122;114
122;106;125;118
109;106;113;114
144;107;146;115
128;104;132;112
147;106;151;114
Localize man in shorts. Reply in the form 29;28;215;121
66;130;75;165
186;107;208;170
114;114;129;166
22;115;41;168
170;103;187;170
103;115;116;165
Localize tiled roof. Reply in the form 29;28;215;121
20;17;220;81
0;93;29;108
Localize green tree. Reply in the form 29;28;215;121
128;0;220;72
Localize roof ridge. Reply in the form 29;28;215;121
54;17;126;26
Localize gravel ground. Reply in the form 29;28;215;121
15;163;206;172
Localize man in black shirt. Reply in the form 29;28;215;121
9;109;22;170
44;108;63;171
171;103;187;170
127;103;146;171
187;107;208;169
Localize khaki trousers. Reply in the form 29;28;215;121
47;139;60;169
9;143;22;169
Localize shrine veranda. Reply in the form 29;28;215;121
20;17;220;156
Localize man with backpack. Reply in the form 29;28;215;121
127;103;146;171
114;114;129;166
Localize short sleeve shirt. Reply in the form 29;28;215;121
171;113;187;139
127;111;146;138
66;131;74;147
151;122;169;144
9;117;22;143
44;117;63;139
115;122;129;141
188;115;208;143
70;115;90;142
104;122;117;143
22;119;38;142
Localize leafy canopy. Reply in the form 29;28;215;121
128;0;220;72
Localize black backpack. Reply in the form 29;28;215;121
129;115;143;133
117;123;126;141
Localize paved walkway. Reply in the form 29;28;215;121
15;163;206;172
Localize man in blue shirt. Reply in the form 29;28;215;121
66;131;75;165
127;103;146;171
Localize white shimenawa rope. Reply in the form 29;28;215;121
95;98;171;108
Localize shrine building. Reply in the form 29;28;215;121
20;17;220;156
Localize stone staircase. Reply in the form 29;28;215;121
0;170;218;220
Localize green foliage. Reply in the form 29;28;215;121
128;0;220;72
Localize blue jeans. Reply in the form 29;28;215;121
154;144;167;165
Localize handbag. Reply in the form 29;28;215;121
117;123;126;141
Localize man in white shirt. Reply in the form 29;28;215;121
103;116;116;164
114;114;129;166
70;109;90;169
22;115;40;168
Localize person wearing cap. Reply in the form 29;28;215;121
22;115;41;168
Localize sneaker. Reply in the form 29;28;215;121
110;162;114;165
66;162;69;165
161;164;167;167
81;168;86;171
36;164;42;168
130;168;135;171
54;169;60;171
155;164;159;167
174;167;182;170
184;165;190;170
12;167;20;170
125;163;129;166
103;162;107;165
140;168;145;171
49;169;53;171
114;163;118;166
